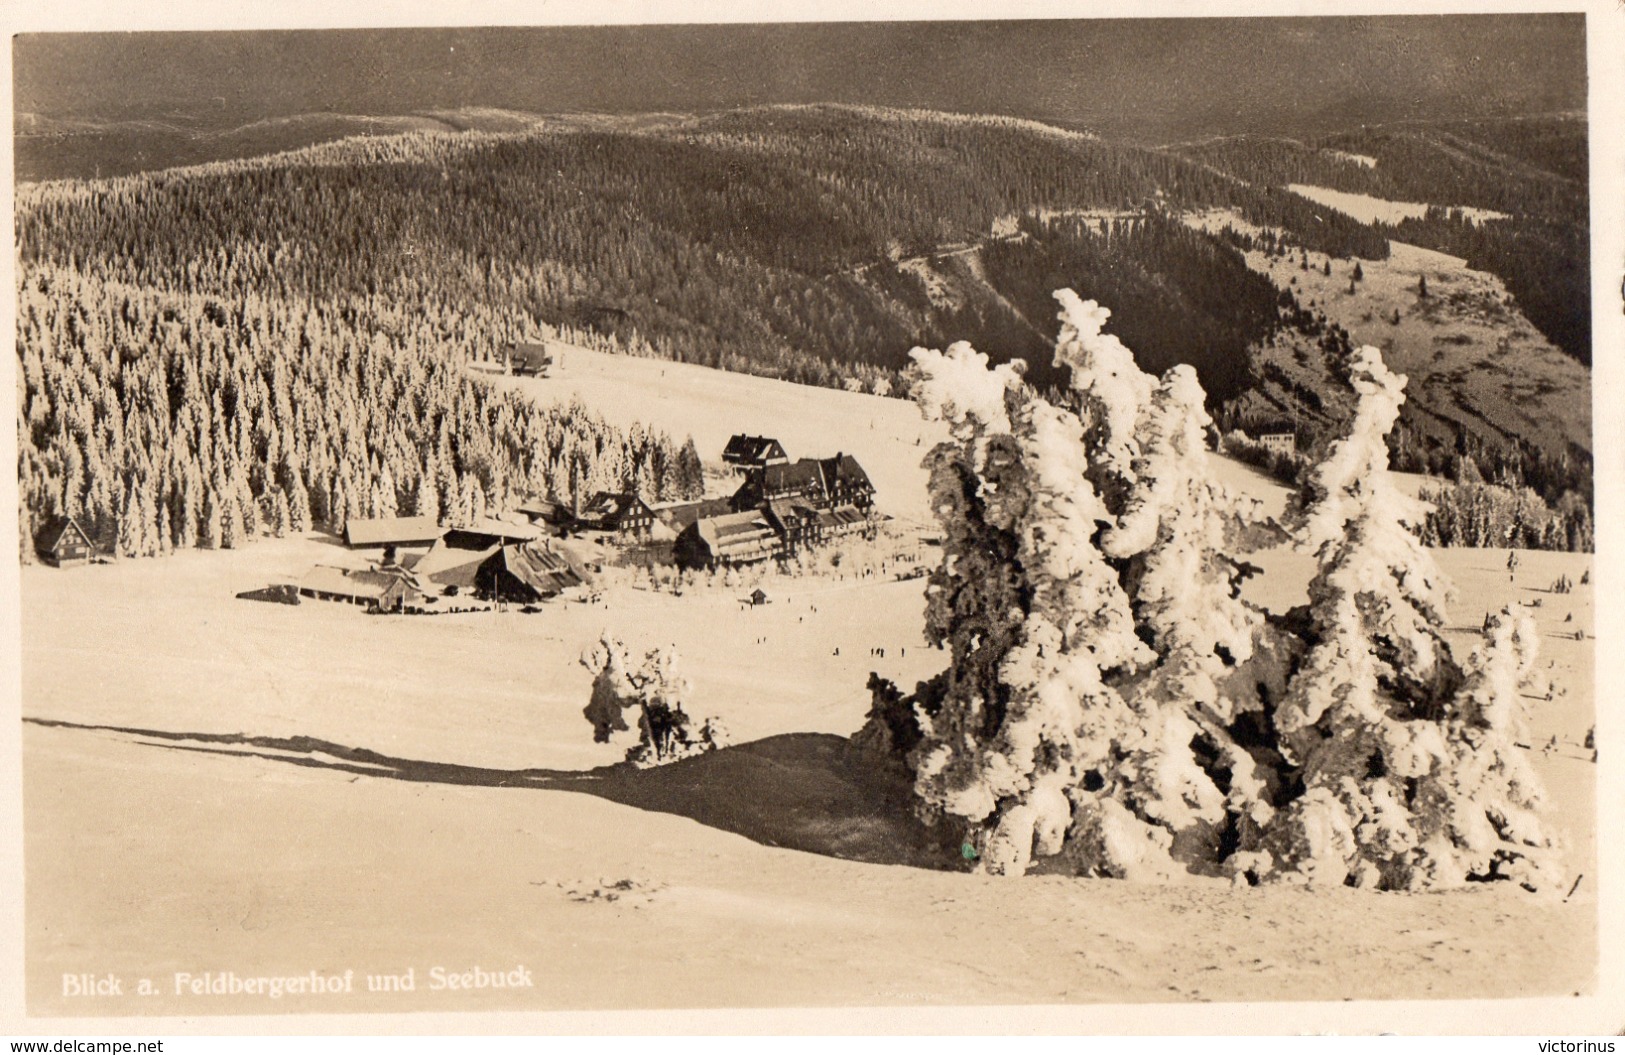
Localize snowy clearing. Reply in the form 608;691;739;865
1323;150;1378;170
1286;184;1509;226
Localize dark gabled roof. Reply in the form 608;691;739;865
35;515;94;553
413;539;498;588
482;542;585;597
653;497;734;531
761;460;826;493
516;497;570;522
722;434;787;464
762;499;820;532
818;453;874;493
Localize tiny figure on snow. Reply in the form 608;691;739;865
1507;550;1519;581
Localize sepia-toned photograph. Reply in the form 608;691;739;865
5;1;1618;1035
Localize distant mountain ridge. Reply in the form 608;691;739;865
15;17;1585;148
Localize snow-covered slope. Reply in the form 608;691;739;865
18;349;1599;1018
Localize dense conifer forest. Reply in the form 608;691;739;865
981;213;1291;401
16;106;1392;396
14;263;703;561
15;105;1592;557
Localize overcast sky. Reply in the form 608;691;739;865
13;15;1587;142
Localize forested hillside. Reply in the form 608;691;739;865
16;105;1389;399
1171;115;1590;365
15;104;1592;558
14;263;702;562
981;213;1292;401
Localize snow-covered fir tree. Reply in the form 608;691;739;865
1085;363;1294;878
1420;605;1562;890
859;294;1561;893
1255;347;1561;890
902;340;1149;875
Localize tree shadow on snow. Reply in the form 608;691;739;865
23;717;961;872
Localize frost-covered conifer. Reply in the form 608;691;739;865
902;339;1150;875
1414;605;1562;890
1053;290;1157;507
1260;347;1467;889
1087;364;1293;874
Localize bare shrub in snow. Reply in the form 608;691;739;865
580;635;728;767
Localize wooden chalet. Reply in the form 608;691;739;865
575;492;656;537
475;542;587;604
295;565;425;613
721;434;788;469
673;510;782;570
506;341;555;378
34;515;98;567
342;515;443;550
